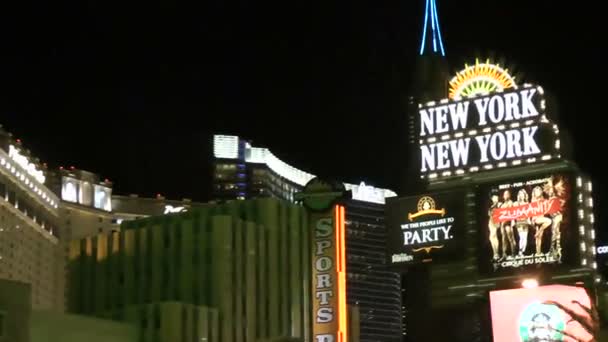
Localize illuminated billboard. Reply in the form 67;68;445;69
386;191;465;266
490;285;594;342
478;173;578;273
418;84;562;180
296;178;348;342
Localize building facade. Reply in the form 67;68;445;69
0;129;64;312
46;168;115;242
213;134;402;341
0;279;31;342
344;199;401;341
67;198;312;342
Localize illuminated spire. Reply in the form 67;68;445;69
419;0;445;56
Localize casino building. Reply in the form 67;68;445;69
213;134;403;341
393;1;600;340
0;126;64;311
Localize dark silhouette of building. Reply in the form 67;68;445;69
401;1;449;339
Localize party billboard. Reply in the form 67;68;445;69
490;285;595;342
386;191;466;266
478;173;578;273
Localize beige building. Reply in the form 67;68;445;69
45;168;116;242
0;134;64;312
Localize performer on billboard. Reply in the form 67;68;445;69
544;177;565;259
514;189;531;256
526;312;553;341
500;190;517;259
488;193;501;260
531;186;552;256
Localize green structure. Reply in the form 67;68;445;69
67;198;311;342
30;311;137;342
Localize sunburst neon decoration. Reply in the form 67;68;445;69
449;59;517;100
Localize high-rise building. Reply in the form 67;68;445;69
401;1;449;338
212;134;402;341
344;199;401;341
404;0;450;196
0;128;64;312
395;1;601;340
67;198;312;342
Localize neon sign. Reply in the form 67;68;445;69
164;205;186;214
297;178;348;342
8;145;45;184
418;85;561;179
449;59;517;100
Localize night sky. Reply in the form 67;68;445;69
0;1;603;230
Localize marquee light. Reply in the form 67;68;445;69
419;85;561;180
449;59;517;100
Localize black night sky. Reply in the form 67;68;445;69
0;1;603;236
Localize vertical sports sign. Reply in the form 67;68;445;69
296;178;349;342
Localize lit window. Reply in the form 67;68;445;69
62;179;78;203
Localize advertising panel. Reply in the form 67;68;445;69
311;206;347;342
490;285;594;342
386;191;466;266
296;178;348;342
417;85;561;179
478;173;577;273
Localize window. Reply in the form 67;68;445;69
7;191;15;206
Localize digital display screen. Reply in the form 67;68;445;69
490;285;593;342
386;191;466;266
478;173;578;273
